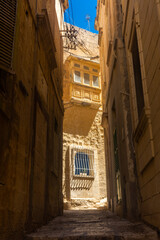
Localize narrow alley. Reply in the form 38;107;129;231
1;0;160;240
26;210;158;240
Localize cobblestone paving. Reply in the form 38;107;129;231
26;210;159;240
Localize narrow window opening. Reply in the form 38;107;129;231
54;117;58;134
131;30;144;118
0;69;7;94
112;103;122;202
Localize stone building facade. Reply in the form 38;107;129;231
95;0;139;220
121;0;160;230
0;0;67;239
63;27;107;209
96;0;160;231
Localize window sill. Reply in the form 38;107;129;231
134;108;149;143
73;175;94;180
73;81;101;90
0;64;15;75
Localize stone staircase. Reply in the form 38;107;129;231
25;210;159;240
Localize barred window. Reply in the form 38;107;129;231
75;152;90;176
71;146;94;178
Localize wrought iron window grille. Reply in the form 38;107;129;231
70;145;95;178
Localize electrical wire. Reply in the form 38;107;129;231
64;9;75;25
64;49;99;60
70;0;74;25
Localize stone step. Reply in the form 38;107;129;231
64;198;108;210
25;210;159;240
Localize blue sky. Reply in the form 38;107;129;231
64;0;98;34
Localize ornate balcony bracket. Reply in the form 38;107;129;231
70;98;101;110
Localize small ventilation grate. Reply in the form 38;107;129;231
0;0;17;68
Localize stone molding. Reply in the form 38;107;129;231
37;9;57;70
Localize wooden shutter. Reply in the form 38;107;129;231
0;0;17;69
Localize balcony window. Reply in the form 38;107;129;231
74;71;81;83
74;63;80;68
84;65;89;70
93;75;99;87
84;73;90;85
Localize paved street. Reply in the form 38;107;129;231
26;210;159;240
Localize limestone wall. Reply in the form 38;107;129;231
95;0;139;220
96;0;160;228
122;0;160;229
63;107;106;203
62;26;106;209
0;1;64;239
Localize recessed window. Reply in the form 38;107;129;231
74;71;81;83
84;73;90;85
84;66;89;70
75;152;90;176
54;117;58;134
93;68;98;73
93;75;99;87
74;63;80;68
72;147;94;178
131;29;144;118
